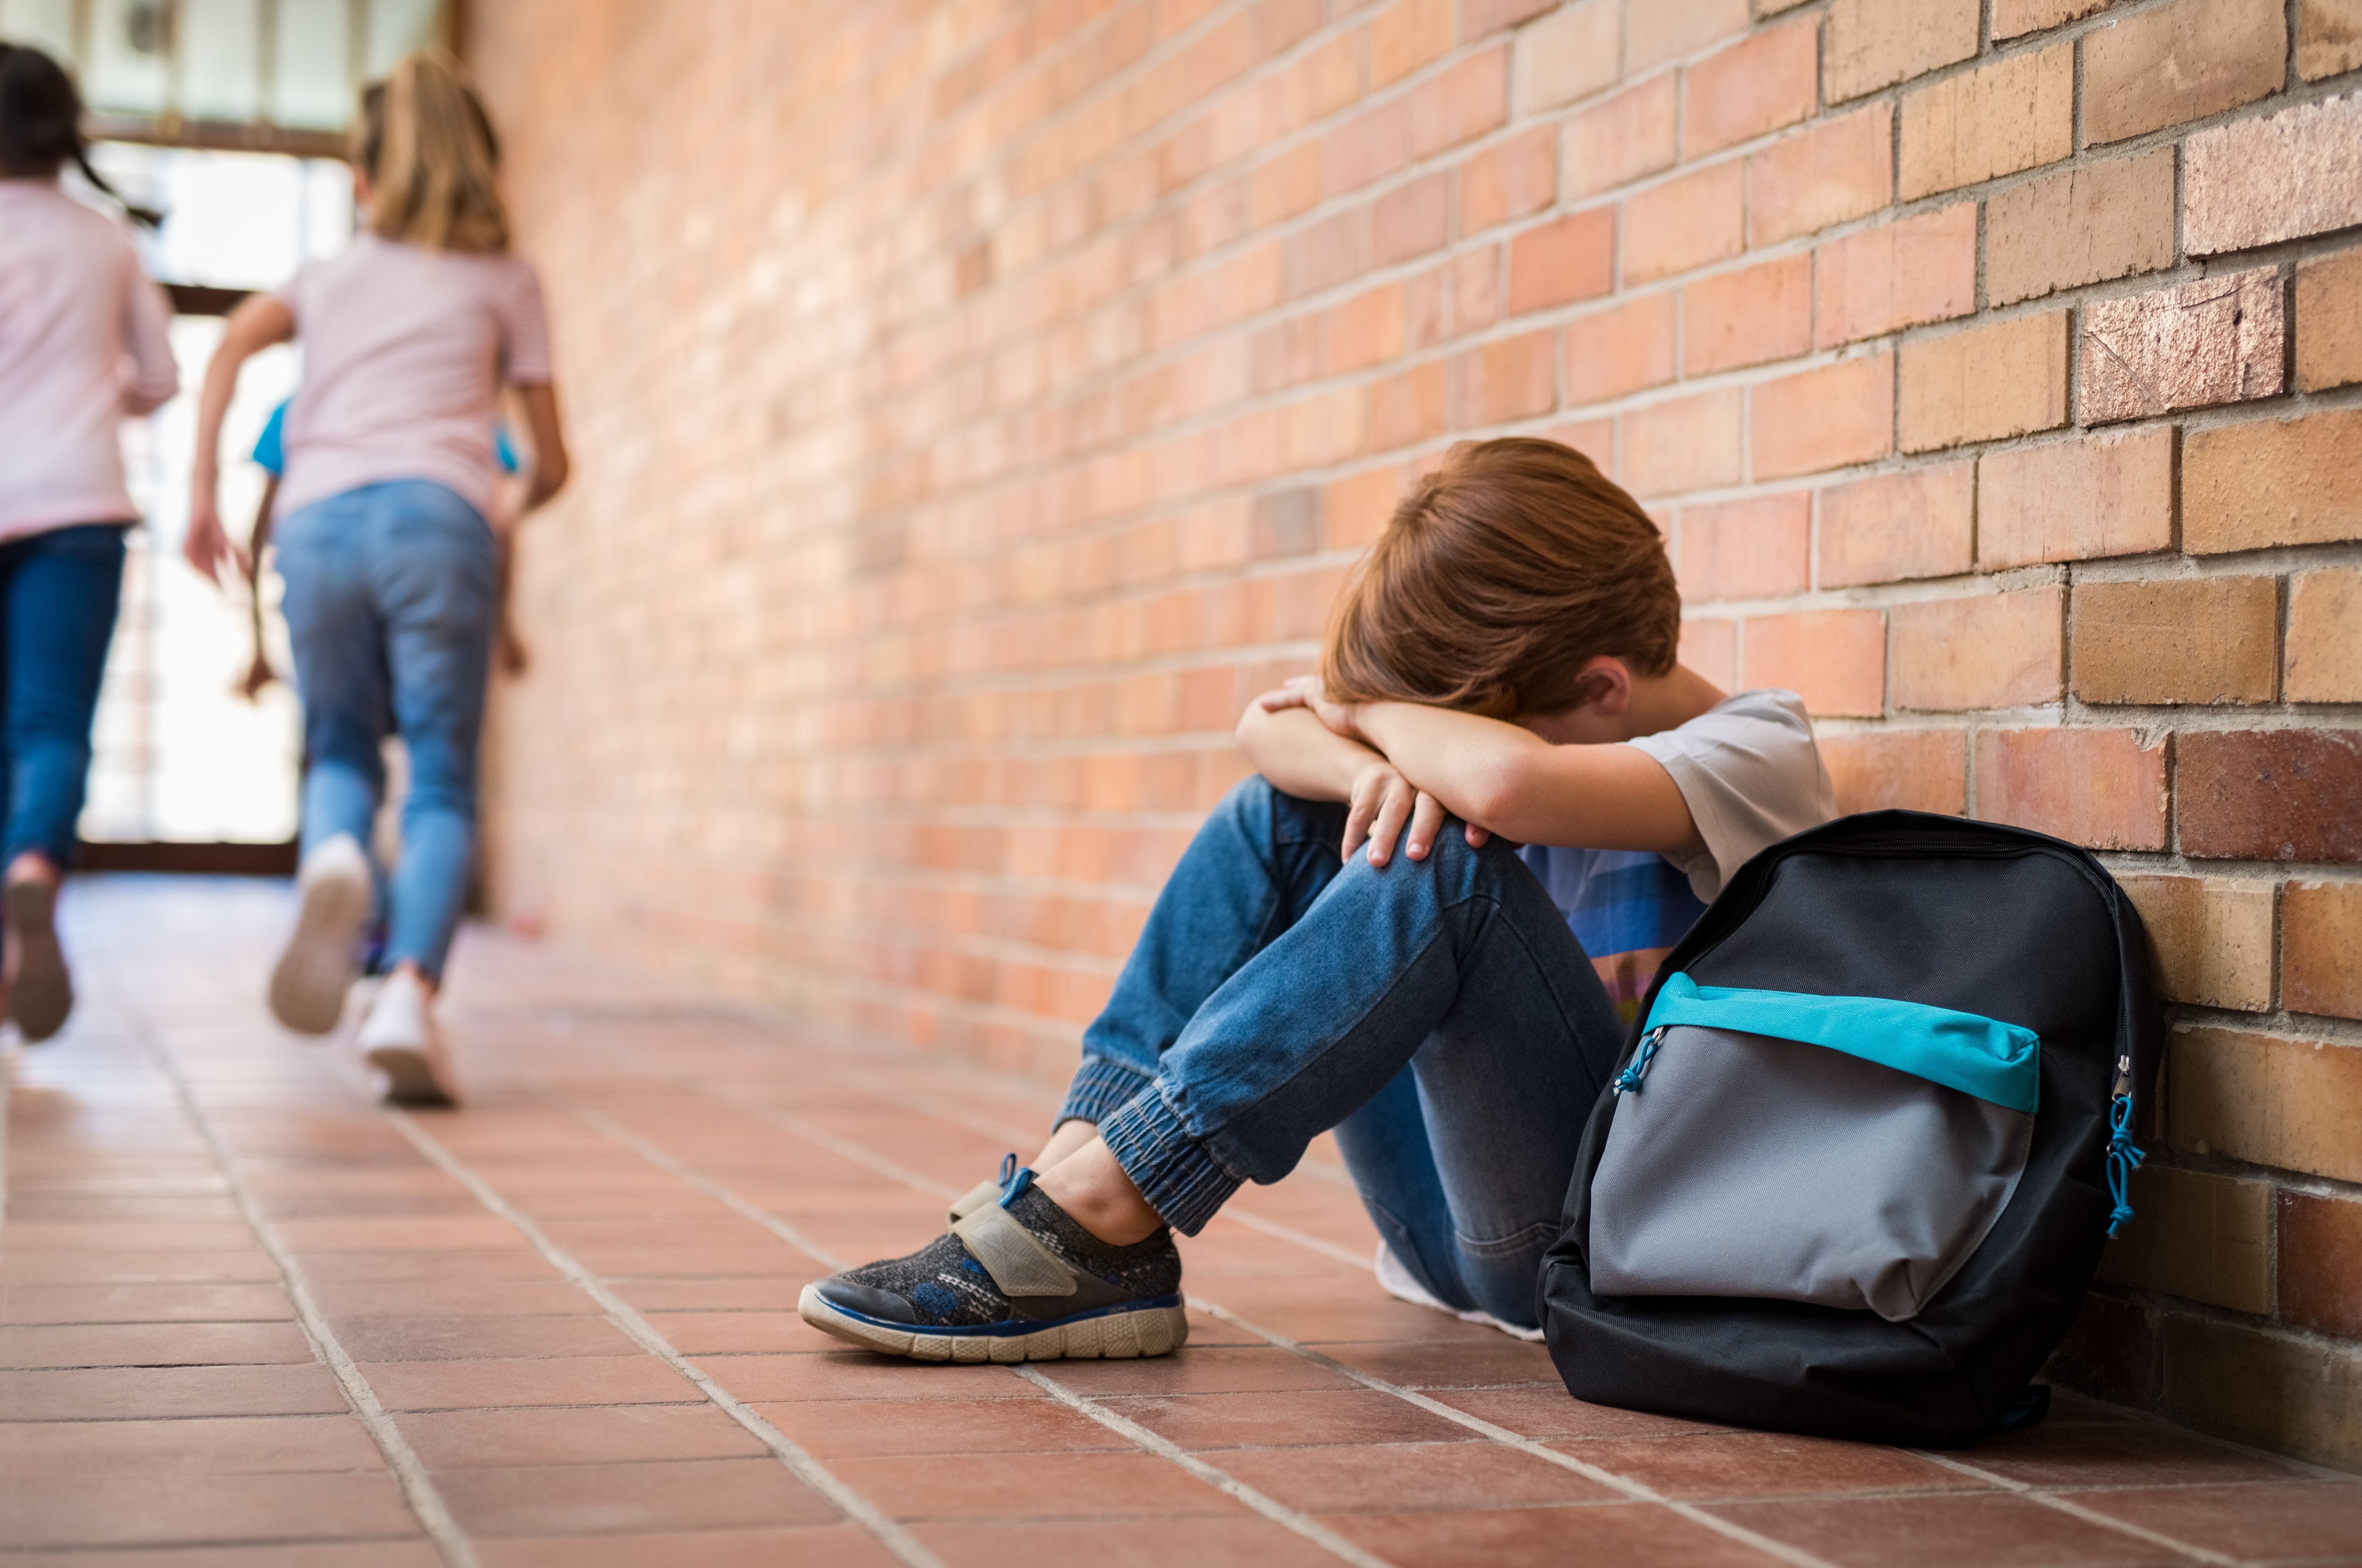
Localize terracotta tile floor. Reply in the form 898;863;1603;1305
3;876;2357;1567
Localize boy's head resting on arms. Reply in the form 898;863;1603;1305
1323;437;1684;741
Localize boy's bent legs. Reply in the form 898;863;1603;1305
1060;775;1349;1125
1097;828;1625;1327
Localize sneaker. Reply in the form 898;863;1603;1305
1374;1241;1545;1342
799;1167;1188;1363
356;970;462;1106
269;835;372;1035
6;871;71;1042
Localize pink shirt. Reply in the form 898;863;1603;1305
271;234;552;520
0;181;179;542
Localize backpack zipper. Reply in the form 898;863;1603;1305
2105;1052;2144;1237
1612;1026;1668;1095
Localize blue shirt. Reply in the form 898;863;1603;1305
252;399;518;478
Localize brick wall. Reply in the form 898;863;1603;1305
464;0;2362;1464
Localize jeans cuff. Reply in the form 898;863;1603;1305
1097;1084;1241;1237
1055;1057;1157;1129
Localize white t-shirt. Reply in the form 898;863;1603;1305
0;181;178;541
1521;689;1837;1018
271;234;552;519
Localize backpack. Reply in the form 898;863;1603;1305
1539;810;2165;1448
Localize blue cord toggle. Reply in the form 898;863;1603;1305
1613;1027;1667;1095
2105;1090;2144;1238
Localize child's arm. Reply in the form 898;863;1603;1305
1235;700;1487;867
187;294;294;582
237;476;278;699
1346;700;1700;855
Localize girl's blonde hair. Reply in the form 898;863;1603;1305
354;50;508;253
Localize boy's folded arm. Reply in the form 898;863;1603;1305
1353;702;1704;858
1234;701;1383;803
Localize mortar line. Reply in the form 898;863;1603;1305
552;1084;1390;1567
1012;1364;1399;1568
376;1107;942;1568
129;1033;480;1568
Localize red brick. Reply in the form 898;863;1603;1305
1511;0;1621;113
1286;209;1368;297
2071;577;2280;706
1986;150;2177;307
1410;49;1510;158
1891;588;2064;712
1452;329;1558;426
1743;608;1887;717
1565;294;1677;405
2296;247;2362;392
1564;76;1679;198
1683;16;1818;156
1622;388;1744;496
1373;173;1449;266
1818;462;1974;588
2299;0;2362;77
1466;0;1558;38
2284;880;2362;1019
1628;0;1751;71
2287;568;2362;703
1459;126;1557;236
1751;353;1893;481
2080;268;2285;425
1746;104;1891;246
1677;493;1811;601
1251;142;1327;227
1974;728;2170;850
2281;1193;2362;1338
1679;616;1738;690
1826;0;1979;101
1978;427;2175;570
1821;728;1969;815
2177;730;2362;863
1682;254;1811;375
1623;162;1744;284
2085;0;2287;145
1813;204;1976;348
1326;283;1408;373
1994;0;2108;40
2186;93;2362;255
2183;409;2362;554
1897;43;2073;199
1366;360;1451;451
1899;311;2069;452
1371;0;1455;87
1327;101;1413;196
2170;1026;2362;1184
1507;208;1617;315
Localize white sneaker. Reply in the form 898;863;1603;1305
356;969;461;1106
269;835;372;1035
1374;1241;1546;1342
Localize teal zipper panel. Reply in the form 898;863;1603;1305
1640;972;2041;1114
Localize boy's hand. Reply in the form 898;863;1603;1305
1344;760;1491;868
1257;675;1367;740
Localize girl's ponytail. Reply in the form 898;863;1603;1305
354;50;508;253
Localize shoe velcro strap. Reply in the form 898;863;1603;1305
951;1203;1080;1298
946;1178;1001;1227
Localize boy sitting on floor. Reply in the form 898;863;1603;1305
801;436;1839;1358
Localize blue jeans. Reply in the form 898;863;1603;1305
274;480;496;983
1059;775;1626;1329
0;523;127;869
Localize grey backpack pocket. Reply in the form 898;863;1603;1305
1587;975;2039;1324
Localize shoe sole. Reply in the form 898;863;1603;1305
7;879;70;1042
269;865;370;1034
366;1044;458;1107
796;1284;1188;1363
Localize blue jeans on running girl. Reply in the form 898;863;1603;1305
0;522;127;870
1057;775;1628;1330
274;479;495;983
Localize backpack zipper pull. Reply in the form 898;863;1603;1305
1613;1027;1668;1095
2105;1052;2144;1238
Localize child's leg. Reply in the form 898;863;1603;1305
1054;774;1352;1129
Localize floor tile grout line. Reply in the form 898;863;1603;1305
125;1035;481;1568
1902;1448;2246;1567
1012;1363;1401;1568
374;1106;944;1568
565;1069;1836;1568
1182;1298;1843;1568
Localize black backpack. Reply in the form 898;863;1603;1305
1539;810;2165;1448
